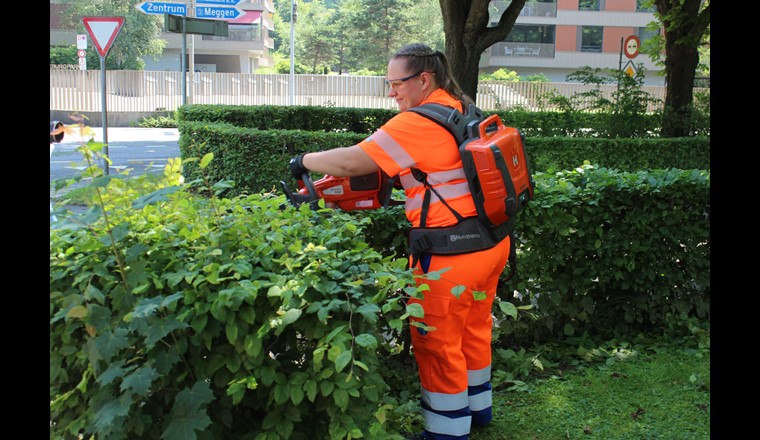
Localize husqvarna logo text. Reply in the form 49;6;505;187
450;233;480;242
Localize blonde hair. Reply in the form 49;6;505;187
392;43;473;106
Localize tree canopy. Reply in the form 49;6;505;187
59;0;165;70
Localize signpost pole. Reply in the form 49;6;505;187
99;55;109;174
189;0;195;105
289;0;296;106
182;16;187;106
82;16;126;176
616;37;623;111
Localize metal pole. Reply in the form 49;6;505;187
289;0;295;106
100;55;109;175
189;0;195;105
181;16;187;106
616;37;623;111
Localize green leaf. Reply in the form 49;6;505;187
129;297;163;320
451;285;465;299
94;327;130;361
355;303;380;324
144;317;189;348
320;380;334;396
244;334;262;358
200;152;214;169
305;380;318;402
226;381;246;405
67;305;88;319
333;388;349;411
472;290;487;301
162;381;214;440
354;333;377;349
406;303;425;318
84;285;105;303
225;322;238;344
335;350;352;372
499;301;518;320
563;323;575;336
96;360;133;386
132;185;182;209
120;366;158;396
162;406;211;440
281;308;302;326
290;385;304;405
324;325;347;343
90;174;122;189
354;360;369;372
93;394;133;435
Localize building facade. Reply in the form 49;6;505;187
49;0;275;74
483;0;664;85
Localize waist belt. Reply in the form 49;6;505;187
408;217;511;256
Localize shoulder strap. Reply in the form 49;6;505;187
408;102;485;145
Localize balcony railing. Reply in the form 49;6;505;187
491;42;555;58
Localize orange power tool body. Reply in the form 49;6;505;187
281;170;402;210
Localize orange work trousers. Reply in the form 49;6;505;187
408;236;511;439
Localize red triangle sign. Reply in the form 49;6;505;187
82;16;126;58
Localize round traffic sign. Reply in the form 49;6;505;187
77;49;86;58
624;35;640;59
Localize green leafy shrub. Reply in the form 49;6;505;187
50;143;425;439
498;164;710;344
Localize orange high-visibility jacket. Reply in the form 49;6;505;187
358;89;477;227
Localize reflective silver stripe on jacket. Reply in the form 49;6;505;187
367;128;415;169
405;181;471;212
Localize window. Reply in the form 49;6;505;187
581;26;603;52
579;0;600;11
505;24;555;44
636;26;660;45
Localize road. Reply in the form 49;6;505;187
50;126;181;197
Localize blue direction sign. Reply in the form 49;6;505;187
196;0;242;5
135;2;187;16
194;5;244;20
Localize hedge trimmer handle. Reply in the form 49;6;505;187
280;172;320;209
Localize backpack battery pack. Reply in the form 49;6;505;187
460;113;535;228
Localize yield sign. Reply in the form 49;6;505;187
82;16;126;58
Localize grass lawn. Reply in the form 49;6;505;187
470;342;710;439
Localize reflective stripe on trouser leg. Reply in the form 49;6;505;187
420;389;471;438
409;238;511;439
468;366;492;426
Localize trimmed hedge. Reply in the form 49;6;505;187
178;119;710;197
528;136;710;172
176;104;710;139
502;165;710;343
177;104;396;134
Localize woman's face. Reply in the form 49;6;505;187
385;57;427;112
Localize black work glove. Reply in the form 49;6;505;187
289;154;308;180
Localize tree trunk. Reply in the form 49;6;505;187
439;0;527;103
655;0;710;137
